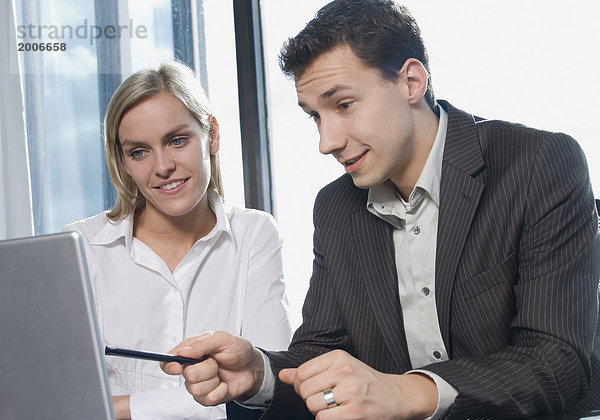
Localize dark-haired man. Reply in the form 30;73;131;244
164;1;600;418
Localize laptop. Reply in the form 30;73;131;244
0;231;114;419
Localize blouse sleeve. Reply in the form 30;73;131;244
240;213;293;351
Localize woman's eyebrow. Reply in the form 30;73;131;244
120;124;191;147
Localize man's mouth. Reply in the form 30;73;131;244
344;151;368;166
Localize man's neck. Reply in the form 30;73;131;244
391;102;440;201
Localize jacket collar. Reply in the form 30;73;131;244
435;100;486;350
353;100;486;365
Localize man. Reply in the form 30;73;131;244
163;1;600;418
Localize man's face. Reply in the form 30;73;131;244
295;44;419;190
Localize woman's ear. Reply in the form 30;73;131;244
400;58;429;105
209;116;220;155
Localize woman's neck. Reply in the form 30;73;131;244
131;195;217;271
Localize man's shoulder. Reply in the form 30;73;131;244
475;117;582;164
442;99;581;160
314;174;366;213
476;117;553;139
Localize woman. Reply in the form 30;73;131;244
64;62;292;419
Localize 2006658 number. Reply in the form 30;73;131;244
18;42;67;52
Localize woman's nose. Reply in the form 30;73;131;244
153;151;176;178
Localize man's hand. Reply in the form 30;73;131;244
161;331;265;406
279;350;438;420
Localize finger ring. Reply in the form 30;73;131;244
323;389;337;408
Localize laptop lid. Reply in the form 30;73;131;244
0;231;114;419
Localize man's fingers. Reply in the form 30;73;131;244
279;368;297;385
304;386;343;415
162;360;184;375
289;350;351;399
296;350;349;382
204;381;230;405
186;374;222;402
188;379;230;406
182;358;219;383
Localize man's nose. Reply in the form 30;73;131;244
318;118;346;155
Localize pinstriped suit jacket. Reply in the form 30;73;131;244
252;101;600;419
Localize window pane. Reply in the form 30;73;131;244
16;0;247;235
400;0;600;197
16;0;104;234
262;0;600;329
203;0;245;209
261;0;340;329
127;0;174;73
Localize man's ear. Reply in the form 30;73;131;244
400;58;429;105
209;116;220;155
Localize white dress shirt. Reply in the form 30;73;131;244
64;190;292;420
367;107;457;419
247;109;457;418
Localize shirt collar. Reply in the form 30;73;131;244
367;106;447;217
415;106;447;206
89;189;234;250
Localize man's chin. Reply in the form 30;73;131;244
349;173;378;190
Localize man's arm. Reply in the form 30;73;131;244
427;132;600;417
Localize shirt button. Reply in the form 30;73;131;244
413;226;421;235
433;351;442;359
170;335;178;343
422;287;430;296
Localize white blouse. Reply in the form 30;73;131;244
64;191;292;419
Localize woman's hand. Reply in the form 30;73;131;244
112;395;131;420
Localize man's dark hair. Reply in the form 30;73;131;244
279;0;436;111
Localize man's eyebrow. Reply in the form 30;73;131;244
297;84;354;110
320;84;353;99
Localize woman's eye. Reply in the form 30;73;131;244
338;102;352;111
171;137;187;146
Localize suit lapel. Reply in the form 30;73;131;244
348;101;485;368
435;101;486;350
351;198;411;372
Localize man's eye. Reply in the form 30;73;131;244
130;150;145;158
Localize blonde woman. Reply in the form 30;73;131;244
64;62;292;419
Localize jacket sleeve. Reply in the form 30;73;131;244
258;184;358;420
427;133;600;418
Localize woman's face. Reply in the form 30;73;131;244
118;92;219;219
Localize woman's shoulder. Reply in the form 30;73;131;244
226;207;280;239
227;206;277;225
61;212;113;241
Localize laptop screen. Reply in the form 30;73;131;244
0;231;114;419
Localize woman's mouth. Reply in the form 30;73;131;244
159;179;186;190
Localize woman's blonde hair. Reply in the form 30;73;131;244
104;61;224;221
